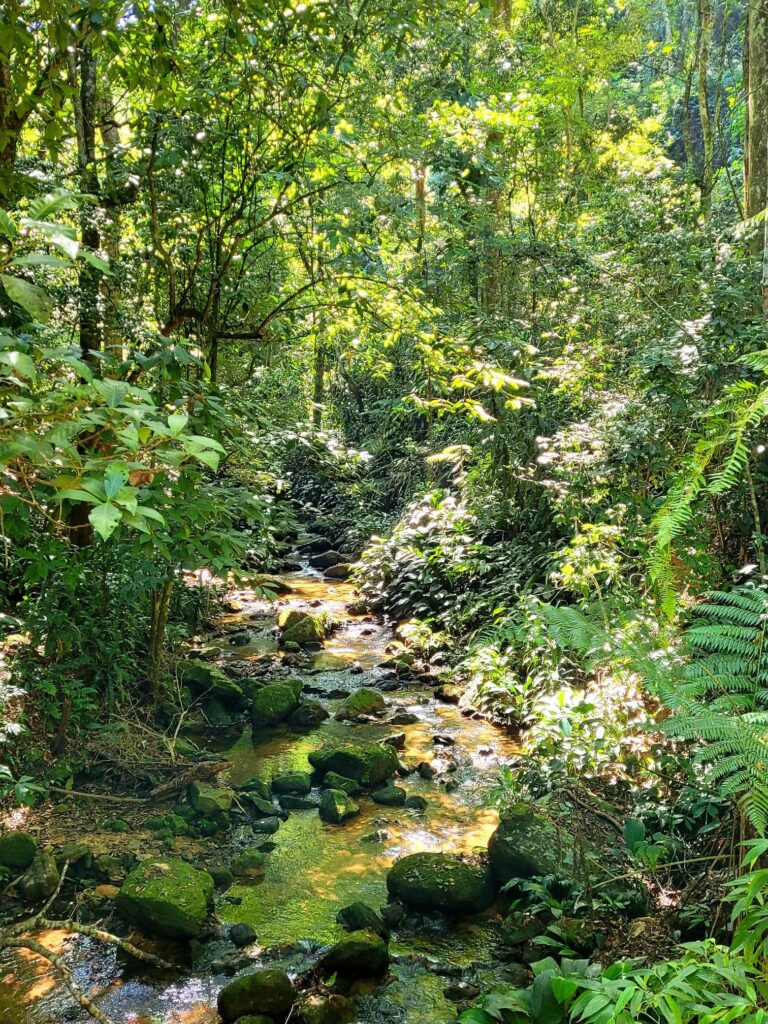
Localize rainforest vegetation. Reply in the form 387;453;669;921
1;1;768;1022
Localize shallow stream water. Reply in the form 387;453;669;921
0;568;520;1024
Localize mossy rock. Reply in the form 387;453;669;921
334;688;385;721
176;659;244;704
277;608;307;630
21;853;59;902
232;1015;273;1024
387;853;495;915
321;772;363;796
372;785;407;807
217;968;294;1022
116;858;213;938
0;831;36;871
321;929;389;978
251;682;302;729
281;612;333;647
189;782;235;815
232;849;267;879
324;563;352;580
487;802;561;885
297;994;355;1024
319;789;360;824
309;550;344;569
336;902;389;939
271;772;312;795
289;700;330;728
238;778;272;800
241;793;278;818
309;742;399;787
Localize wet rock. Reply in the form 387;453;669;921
94;883;121;900
297;993;355;1024
444;982;481;1002
387;853;495;915
389;711;419;725
336;902;389;939
58;841;92;872
347;600;368;616
432;734;454;746
487;802;561;885
233;1016;274;1024
372;785;407;807
404;795;428;811
230;632;251;646
379;902;405;929
321;929;389;978
229;922;258;947
361;829;391;844
232;850;267;880
116;858;214;938
288;700;330;728
417;761;436;780
0;831;36;871
309;550;344;569
272;772;312;796
502;911;546;949
251;573;293;595
189;782;235;815
176;660;244;704
217;968;294;1022
327;687;351;699
434;684;462;705
321;772;363;796
319;789;360;824
238;778;272;801
251;817;282;835
334;688;385;721
282;613;333;647
382;733;406;749
349;663;364;675
251;681;302;728
241;793;278;818
280;794;319;810
309;742;399;786
208;865;234;890
324;563;352;580
94;853;126;882
21;853;59;902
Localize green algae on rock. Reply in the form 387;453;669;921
334;688;385;721
217;968;295;1021
116;858;214;938
251;682;302;728
387;852;495;914
319;788;360;824
309;741;399;786
321;928;389;978
0;830;36;871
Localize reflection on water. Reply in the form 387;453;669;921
0;568;517;1024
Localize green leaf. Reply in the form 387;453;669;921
0;350;35;380
88;503;122;541
11;253;71;268
81;249;111;274
168;412;189;435
623;818;646;853
93;378;129;408
0;274;54;322
0;209;17;241
104;466;129;500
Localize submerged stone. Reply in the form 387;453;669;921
372;785;407;807
116;858;213;938
387;852;495;915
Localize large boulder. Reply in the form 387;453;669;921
189;782;235;815
324;564;352;580
0;830;36;871
217;968;294;1022
289;700;330;728
176;659;244;704
321;772;362;796
387;853;495;915
116;858;213;938
319;789;359;824
321;929;389;978
272;772;312;796
297;994;355;1024
487;802;561;886
251;682;302;729
309;742;399;787
334;688;385;721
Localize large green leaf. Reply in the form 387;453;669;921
88;503;122;541
0;274;54;322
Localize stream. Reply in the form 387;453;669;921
0;566;522;1024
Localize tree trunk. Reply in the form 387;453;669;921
696;0;714;221
312;340;325;427
744;0;768;232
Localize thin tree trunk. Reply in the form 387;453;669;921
697;0;714;221
744;0;768;234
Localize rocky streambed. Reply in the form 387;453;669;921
0;565;627;1024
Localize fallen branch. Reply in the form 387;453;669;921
149;760;232;800
49;786;149;804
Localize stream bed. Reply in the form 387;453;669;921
0;567;521;1024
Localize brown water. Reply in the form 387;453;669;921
0;568;519;1024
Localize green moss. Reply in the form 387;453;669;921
176;659;244;703
318;788;360;824
387;852;495;914
251;682;301;728
0;831;36;871
309;742;399;786
322;929;389;978
116;858;213;938
217;968;294;1022
334;688;385;720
